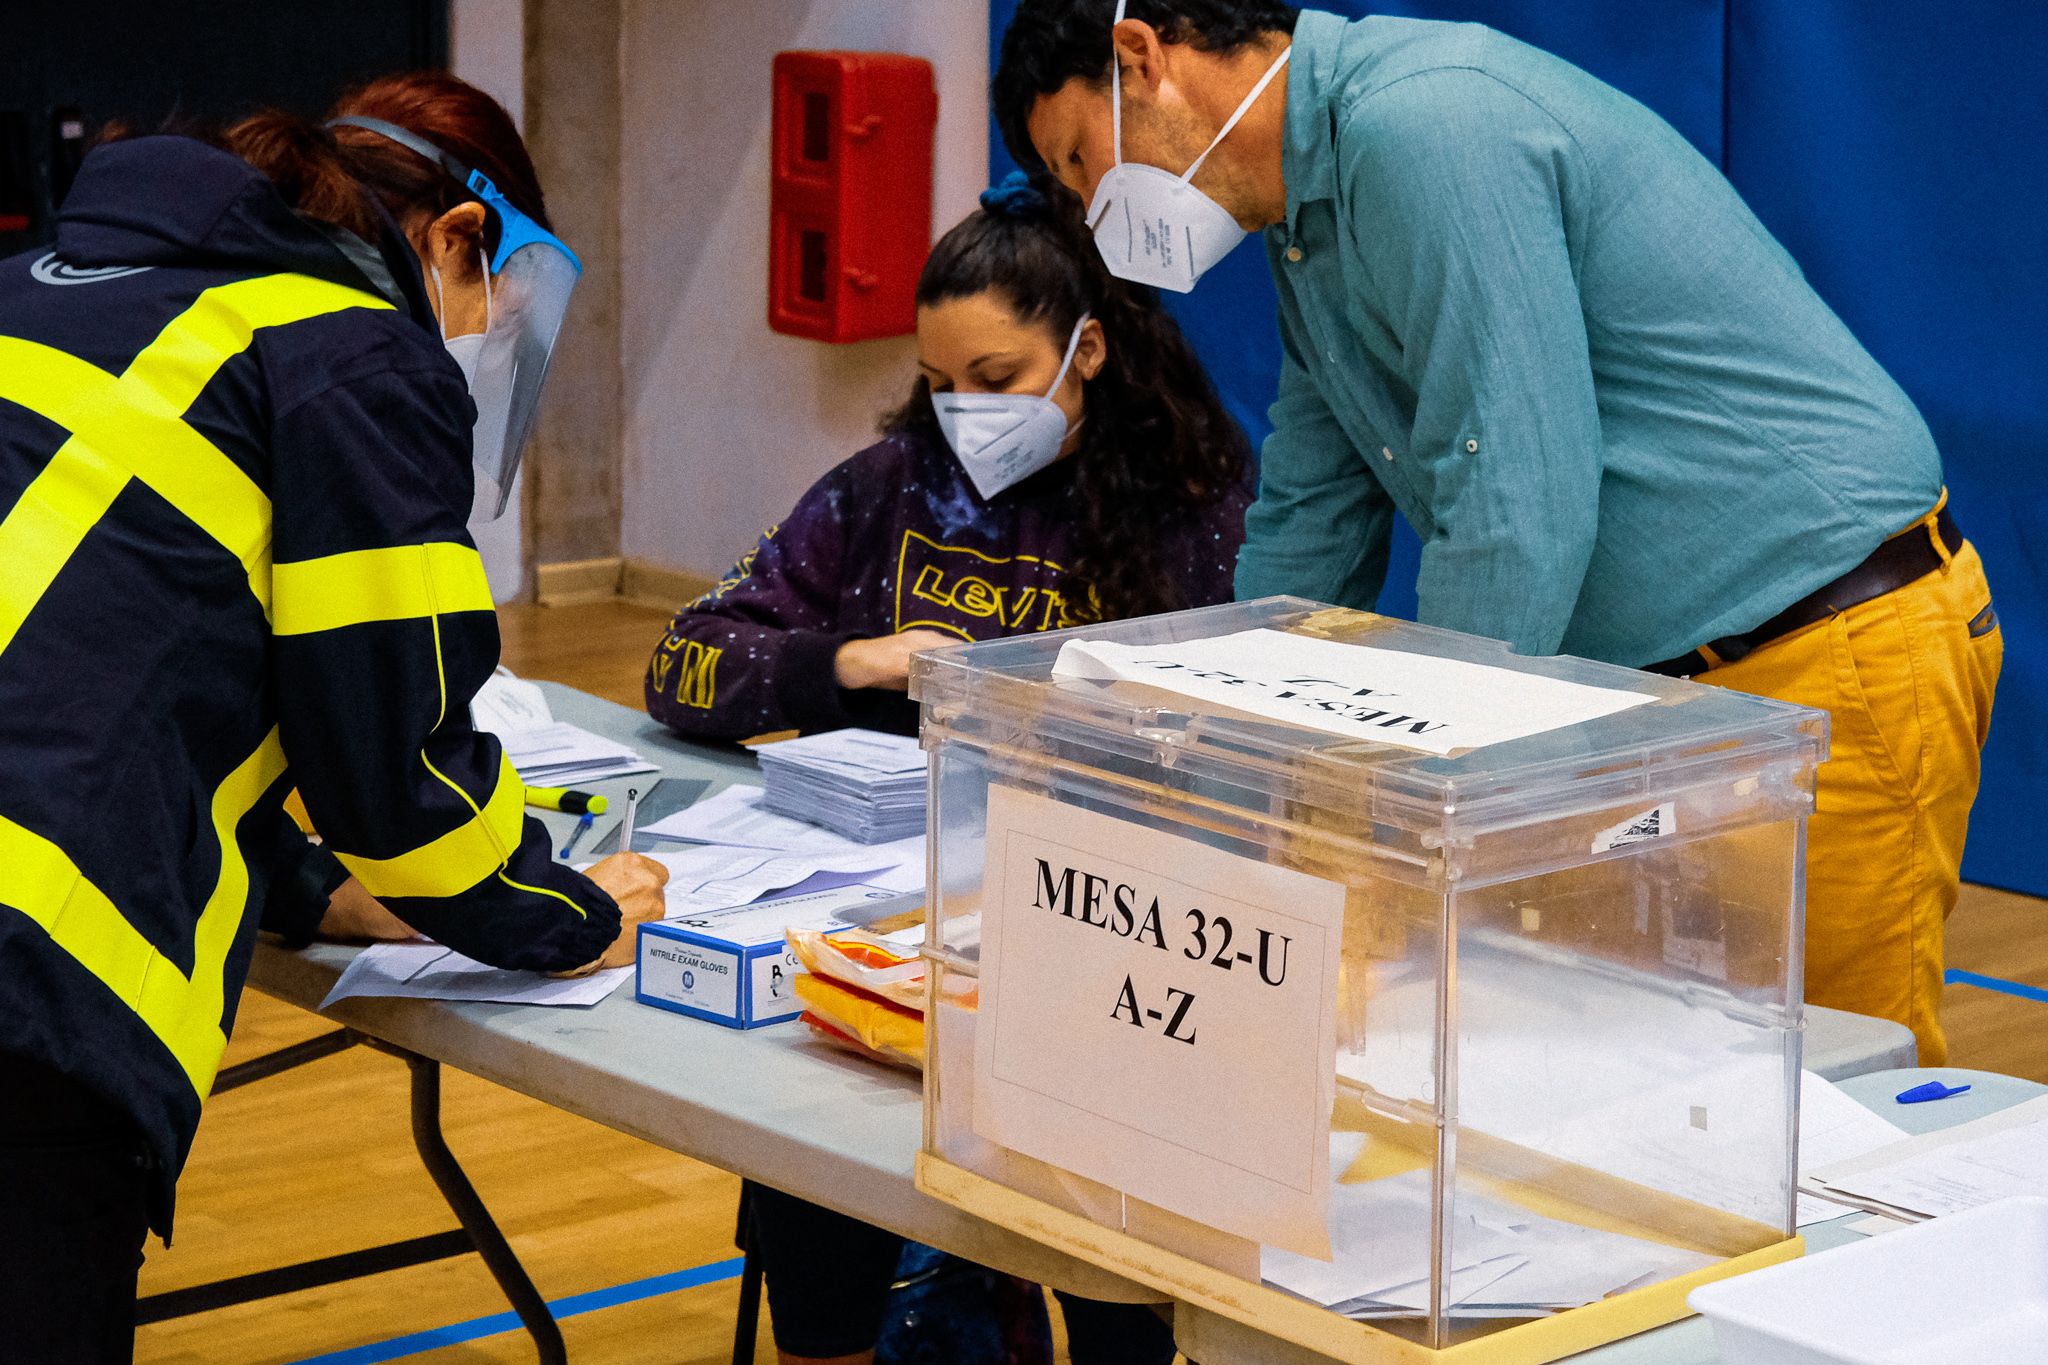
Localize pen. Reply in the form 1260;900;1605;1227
526;786;609;816
618;787;640;855
560;811;595;862
1896;1080;1971;1104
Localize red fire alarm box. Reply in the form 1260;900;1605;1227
769;51;937;344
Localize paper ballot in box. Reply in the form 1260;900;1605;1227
909;598;1827;1363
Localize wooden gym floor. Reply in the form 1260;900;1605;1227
136;599;2047;1365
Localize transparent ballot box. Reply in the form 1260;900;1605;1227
910;598;1825;1363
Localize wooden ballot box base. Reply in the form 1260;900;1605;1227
917;1152;1804;1365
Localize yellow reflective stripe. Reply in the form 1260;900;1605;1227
334;752;526;899
0;273;391;648
175;730;290;1090
0;429;128;652
0;729;287;1096
498;867;590;919
122;274;384;414
272;541;494;636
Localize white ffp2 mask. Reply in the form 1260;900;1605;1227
433;251;517;522
1084;0;1290;293
933;314;1089;500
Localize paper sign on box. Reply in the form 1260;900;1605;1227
1053;628;1653;754
971;784;1345;1259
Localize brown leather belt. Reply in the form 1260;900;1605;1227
1645;506;1963;679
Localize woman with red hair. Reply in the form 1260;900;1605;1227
0;73;665;1360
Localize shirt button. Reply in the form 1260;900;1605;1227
1465;438;1480;454
1381;446;1394;462
1286;245;1304;263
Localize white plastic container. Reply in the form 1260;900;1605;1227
1690;1196;2048;1364
912;599;1828;1362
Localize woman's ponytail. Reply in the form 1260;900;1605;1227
218;111;380;239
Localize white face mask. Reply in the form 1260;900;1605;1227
933;314;1089;501
1084;0;1290;293
432;251;516;523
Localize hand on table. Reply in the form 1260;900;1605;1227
559;851;671;975
317;877;419;942
833;629;959;692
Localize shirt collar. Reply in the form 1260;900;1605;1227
1280;9;1349;236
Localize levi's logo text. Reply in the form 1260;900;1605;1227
894;529;1081;640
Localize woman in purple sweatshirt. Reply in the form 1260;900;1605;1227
644;175;1251;744
645;178;1251;1365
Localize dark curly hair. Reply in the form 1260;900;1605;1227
884;174;1249;623
994;0;1299;174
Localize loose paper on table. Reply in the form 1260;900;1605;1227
321;942;632;1010
1792;1071;1909;1226
1807;1093;2048;1219
652;842;922;915
644;783;926;868
470;668;658;785
1052;628;1653;754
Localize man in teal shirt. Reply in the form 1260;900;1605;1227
995;1;2002;1061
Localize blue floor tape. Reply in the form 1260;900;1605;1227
287;1255;746;1365
1945;968;2048;1004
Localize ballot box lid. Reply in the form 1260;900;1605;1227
909;597;1826;842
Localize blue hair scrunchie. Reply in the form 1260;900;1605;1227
979;170;1048;219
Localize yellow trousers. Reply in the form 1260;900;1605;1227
1702;503;2002;1064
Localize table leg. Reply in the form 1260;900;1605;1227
731;1188;762;1365
405;1052;568;1365
213;1026;360;1093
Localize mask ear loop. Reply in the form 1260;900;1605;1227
429;262;450;341
1179;43;1291;187
1111;0;1127;168
1046;313;1093;442
1044;312;1092;399
429;244;495;341
477;244;494;337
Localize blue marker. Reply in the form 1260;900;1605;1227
1896;1080;1972;1104
560;811;596;862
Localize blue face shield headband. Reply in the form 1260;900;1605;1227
328;115;581;518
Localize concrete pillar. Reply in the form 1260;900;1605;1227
520;0;624;587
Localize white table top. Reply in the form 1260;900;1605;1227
247;682;1938;1350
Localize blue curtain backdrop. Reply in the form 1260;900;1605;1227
986;0;2047;894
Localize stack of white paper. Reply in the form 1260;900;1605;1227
1806;1094;2048;1220
755;729;926;844
500;721;657;786
651;841;923;916
471;667;658;785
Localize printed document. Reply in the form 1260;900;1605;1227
320;943;631;1010
1053;629;1652;754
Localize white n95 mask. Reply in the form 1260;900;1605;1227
1085;0;1290;294
933;314;1089;500
432;250;518;524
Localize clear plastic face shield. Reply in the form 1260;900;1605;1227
328;116;582;519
